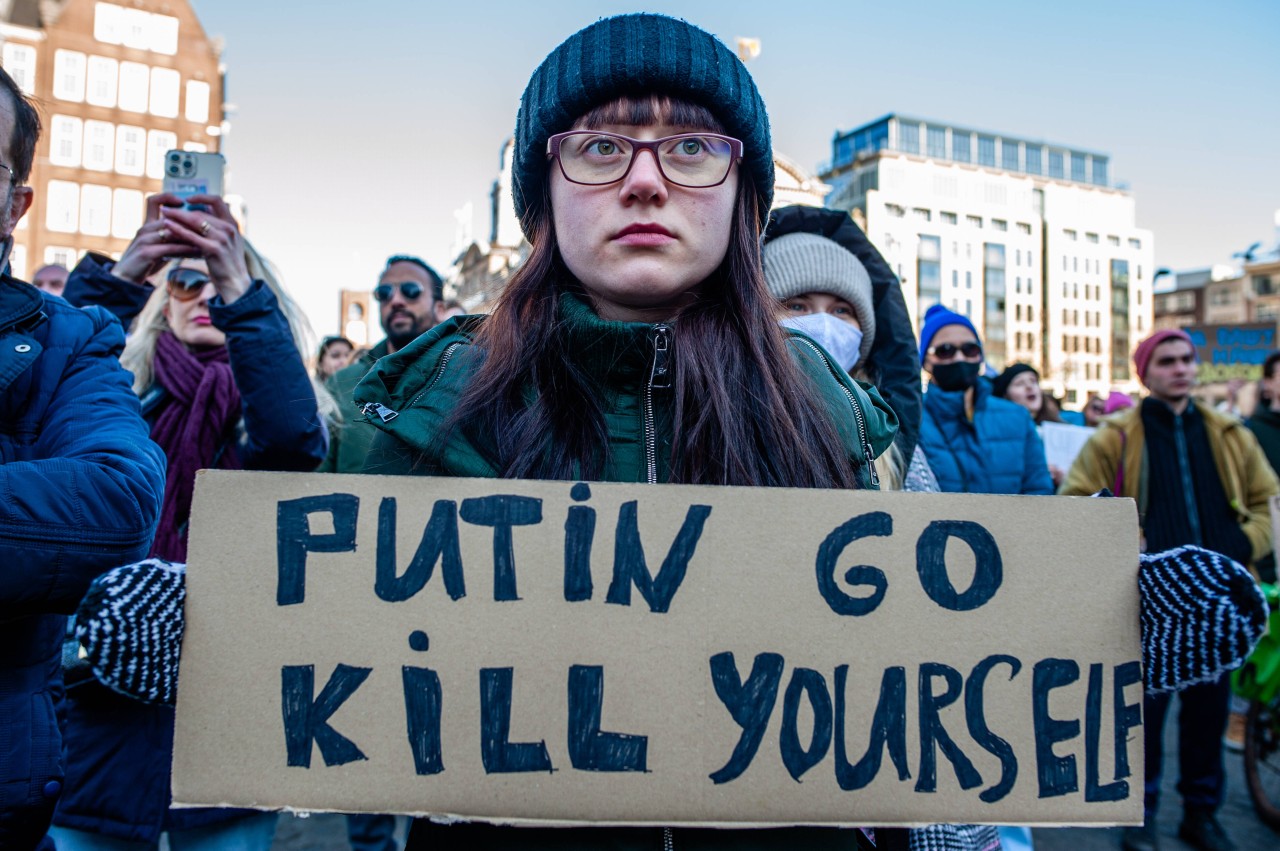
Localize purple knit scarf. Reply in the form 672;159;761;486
149;332;243;561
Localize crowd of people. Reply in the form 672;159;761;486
0;12;1274;851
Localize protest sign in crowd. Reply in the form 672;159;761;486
1;12;1276;851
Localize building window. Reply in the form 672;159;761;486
917;235;942;318
940;211;957;225
1064;228;1078;241
82;121;114;171
952;132;971;163
984;243;1007;368
119;62;149;113
150;67;180;118
965;270;972;289
1025;146;1042;175
1048;150;1064;179
80;184;112;236
886;203;905;218
912;207;932;222
1129;238;1142;249
150;14;180;55
1086;232;1099;244
1092;158;1108;186
966;215;982;228
898;121;920;155
115;125;145;176
1016;304;1023;321
112;188;145;238
8;244;25;280
1071;152;1087;182
1017;222;1032;235
1027;306;1034;322
2;42;37;94
1001;139;1020;171
926;125;946;159
46;180;80;233
53;50;87;102
992;219;1008;232
95;2;124;44
977;135;996;166
44;246;77;268
146;129;178;179
186;80;211;123
951;270;958;288
122;7;151;50
1111;260;1131;380
86;56;119;108
183;141;208;153
1108;235;1120;246
49;116;83;168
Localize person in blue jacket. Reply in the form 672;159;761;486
918;304;1053;495
51;193;328;850
0;67;166;850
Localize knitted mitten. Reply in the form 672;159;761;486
1139;544;1267;694
75;558;186;705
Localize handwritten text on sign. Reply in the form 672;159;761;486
173;471;1142;827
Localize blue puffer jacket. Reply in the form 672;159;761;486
919;378;1054;495
0;274;165;849
53;258;327;842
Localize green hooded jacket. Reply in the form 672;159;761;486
354;292;897;485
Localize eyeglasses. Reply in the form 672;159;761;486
547;131;743;188
373;282;425;303
0;162;15;185
927;341;983;361
166;267;213;301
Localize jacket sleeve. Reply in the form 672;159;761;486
209;281;327;472
61;253;155;331
0;307;166;617
1022;421;1055;495
765;206;923;461
1059;428;1120;496
1236;428;1280;563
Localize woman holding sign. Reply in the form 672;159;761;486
354;12;899;850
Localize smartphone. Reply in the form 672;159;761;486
162;150;225;211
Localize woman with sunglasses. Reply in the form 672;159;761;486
918;304;1053;496
52;192;328;851
354;13;896;850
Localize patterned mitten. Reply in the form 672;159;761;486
75;558;186;705
1139;544;1267;694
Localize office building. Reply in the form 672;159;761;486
822;114;1154;402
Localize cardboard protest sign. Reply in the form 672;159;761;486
1187;322;1277;383
173;470;1143;827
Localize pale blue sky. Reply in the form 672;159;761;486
190;0;1279;336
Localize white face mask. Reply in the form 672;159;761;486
780;312;864;372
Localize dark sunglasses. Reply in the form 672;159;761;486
166;267;213;301
927;341;983;361
373;282;424;302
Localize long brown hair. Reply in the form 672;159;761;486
442;96;861;488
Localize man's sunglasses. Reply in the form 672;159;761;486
373;282;424;302
166;267;213;301
927;341;983;361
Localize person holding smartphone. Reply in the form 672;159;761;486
53;194;329;850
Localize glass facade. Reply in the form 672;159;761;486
926;124;946;158
1111;260;1131;380
1001;139;1020;172
917;235;942;320
829;117;1110;189
977;135;996;166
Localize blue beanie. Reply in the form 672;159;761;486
513;14;773;237
918;304;981;362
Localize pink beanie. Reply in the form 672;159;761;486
1133;329;1195;384
1103;391;1134;414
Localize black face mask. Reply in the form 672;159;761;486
932;360;982;392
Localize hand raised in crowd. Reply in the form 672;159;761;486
160;195;253;305
111;193;199;284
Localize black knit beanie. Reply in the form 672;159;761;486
513;13;773;237
992;362;1038;399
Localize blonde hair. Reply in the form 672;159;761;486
119;239;339;423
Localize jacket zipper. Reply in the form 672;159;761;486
643;324;672;484
663;826;674;850
793;338;878;486
362;341;464;423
